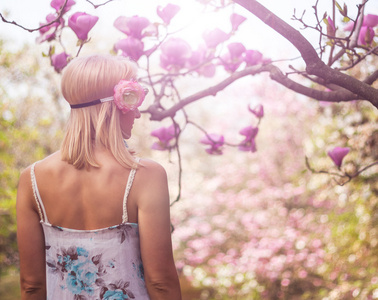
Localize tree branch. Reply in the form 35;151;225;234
85;0;117;9
145;60;370;122
263;64;359;102
146;64;266;121
364;70;378;85
234;0;378;108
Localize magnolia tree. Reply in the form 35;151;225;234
1;0;377;193
172;96;378;299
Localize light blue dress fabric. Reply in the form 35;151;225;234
31;160;150;300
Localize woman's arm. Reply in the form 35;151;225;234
16;167;46;300
136;161;182;300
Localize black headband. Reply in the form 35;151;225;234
70;96;113;109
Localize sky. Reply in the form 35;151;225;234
1;0;377;59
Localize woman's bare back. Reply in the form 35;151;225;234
34;150;139;230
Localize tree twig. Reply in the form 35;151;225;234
305;156;378;186
85;0;116;9
0;0;69;33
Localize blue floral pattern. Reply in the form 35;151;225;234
43;223;149;300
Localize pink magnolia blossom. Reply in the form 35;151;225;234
39;13;62;34
358;26;375;45
203;28;230;48
238;126;258;152
344;14;378;45
50;0;75;13
363;14;378;27
244;50;263;66
220;43;246;72
326;17;336;36
344;14;378;31
195;63;216;77
248;104;264;119
343;21;354;31
200;134;225;155
230;13;246;31
160;38;192;71
228;43;246;58
157;3;180;24
114;37;144;61
51;52;69;72
188;47;205;66
188;45;216;77
37;13;64;43
114;16;150;39
327;147;350;167
151;124;177;151
68;12;99;41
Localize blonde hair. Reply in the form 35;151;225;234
61;54;138;170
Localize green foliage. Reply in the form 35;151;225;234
303;100;378;299
0;272;20;300
0;41;64;276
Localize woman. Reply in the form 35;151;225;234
16;54;182;300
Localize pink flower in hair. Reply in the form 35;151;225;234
113;80;146;114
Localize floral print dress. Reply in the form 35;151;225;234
31;160;150;300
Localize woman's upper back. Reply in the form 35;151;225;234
33;149;142;230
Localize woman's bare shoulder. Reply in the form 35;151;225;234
37;151;63;166
137;158;167;179
139;158;166;170
34;151;71;174
18;151;60;184
134;158;168;199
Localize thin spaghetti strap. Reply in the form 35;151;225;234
30;162;49;223
122;158;140;223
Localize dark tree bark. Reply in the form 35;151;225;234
234;0;378;109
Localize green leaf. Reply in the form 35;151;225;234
342;16;350;23
335;1;343;12
326;40;335;46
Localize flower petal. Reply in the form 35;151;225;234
230;13;246;31
327;147;350;167
157;3;181;24
51;52;69;72
68;12;98;41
